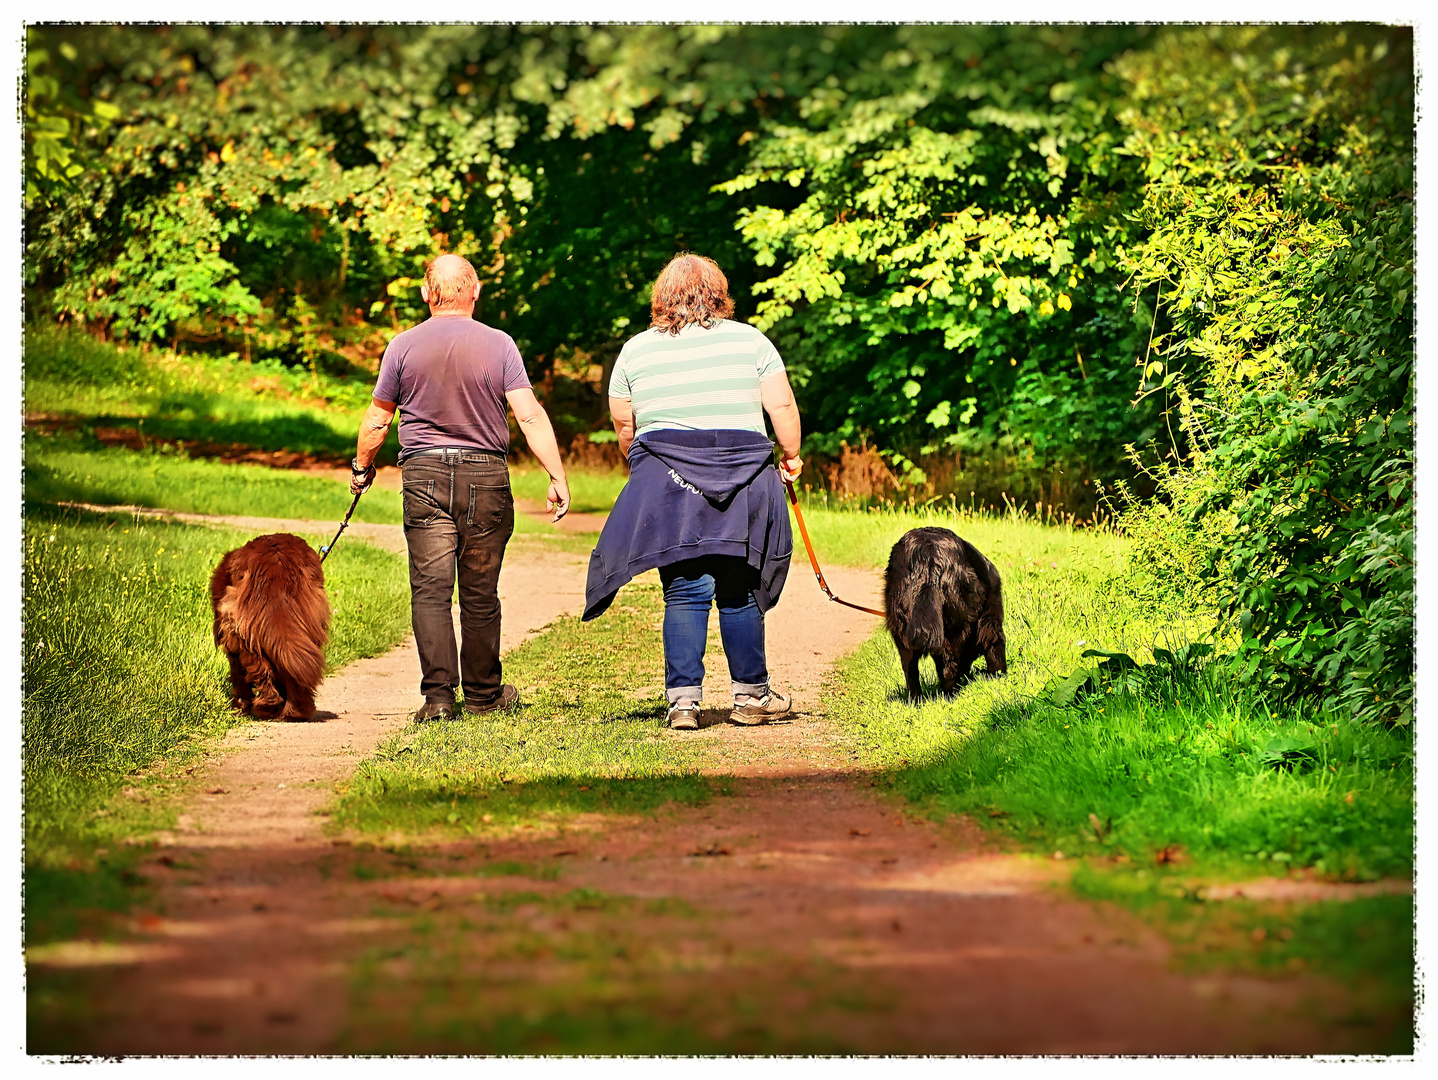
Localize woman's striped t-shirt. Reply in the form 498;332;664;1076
608;320;785;437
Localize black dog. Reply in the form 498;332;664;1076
884;527;1006;700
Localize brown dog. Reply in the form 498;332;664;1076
209;533;331;720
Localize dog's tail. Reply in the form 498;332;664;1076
908;581;947;653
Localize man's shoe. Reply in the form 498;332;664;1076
413;701;454;723
667;702;701;730
729;689;792;726
464;684;520;716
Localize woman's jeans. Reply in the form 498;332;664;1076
400;449;515;709
658;555;769;706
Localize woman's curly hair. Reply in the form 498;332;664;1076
649;253;735;334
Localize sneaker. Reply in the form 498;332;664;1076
413;701;454;723
729;689;792;726
463;684;520;716
667;702;701;730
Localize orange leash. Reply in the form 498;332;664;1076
783;478;886;617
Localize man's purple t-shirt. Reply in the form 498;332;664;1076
373;316;531;462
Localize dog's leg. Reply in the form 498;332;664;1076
225;651;254;715
898;644;924;701
938;648;963;696
983;636;1008;676
278;669;318;720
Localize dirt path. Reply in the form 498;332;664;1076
28;509;1406;1054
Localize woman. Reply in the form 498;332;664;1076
582;253;803;730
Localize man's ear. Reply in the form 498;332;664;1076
473;281;482;302
420;284;431;305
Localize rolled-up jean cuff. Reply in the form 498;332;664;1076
732;681;769;700
666;686;703;706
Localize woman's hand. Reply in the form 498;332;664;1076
779;455;803;483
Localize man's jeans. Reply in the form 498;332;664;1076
401;449;514;709
658;555;769;707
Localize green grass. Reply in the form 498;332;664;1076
1070;866;1414;1051
801;499;1412;881
508;464;626;516
26;429;625;533
26;429;405;524
22;503;413;945
330;578;725;841
24;324;382;459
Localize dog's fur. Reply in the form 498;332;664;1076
884;526;1006;700
209;533;331;720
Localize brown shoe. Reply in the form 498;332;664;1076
667;702;701;730
412;701;455;723
729;689;792;725
464;684;520;716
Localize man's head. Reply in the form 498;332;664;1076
421;254;481;314
649;253;735;335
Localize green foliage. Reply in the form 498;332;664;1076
1114;26;1414;725
718;26;1159;487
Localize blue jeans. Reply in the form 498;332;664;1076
658;556;769;706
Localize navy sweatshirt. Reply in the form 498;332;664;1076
582;429;793;621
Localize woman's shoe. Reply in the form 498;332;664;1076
729;689;792;725
667;702;701;730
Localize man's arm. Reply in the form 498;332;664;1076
351;397;397;494
506;387;570;521
759;371;803;481
609;396;636;458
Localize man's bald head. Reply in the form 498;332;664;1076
422;254;480;313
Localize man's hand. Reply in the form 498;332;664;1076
547;476;570;522
779;455;803;483
350;458;377;495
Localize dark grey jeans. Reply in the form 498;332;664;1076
400;449;515;709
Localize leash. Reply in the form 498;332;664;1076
320;491;362;564
783;477;886;617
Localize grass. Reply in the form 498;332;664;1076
22;503;413;946
1070;866;1414;1052
809;499;1414;1028
329;577;725;842
508;463;627;516
24;324;382;459
26;429;404;524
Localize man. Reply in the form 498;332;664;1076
351;253;570;721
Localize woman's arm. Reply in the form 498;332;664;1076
760;371;803;481
610;396;636;457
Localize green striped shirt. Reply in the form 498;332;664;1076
609;320;785;437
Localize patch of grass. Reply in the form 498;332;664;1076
815;503;1412;882
24;325;380;457
796;496;1126;574
25;429;404;524
22;503;412;943
509;463;626;515
1070;865;1414;1052
330;579;725;840
339;882;862;1054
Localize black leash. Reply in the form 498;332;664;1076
320;491;362;563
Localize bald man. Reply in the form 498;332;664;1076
351;254;570;721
